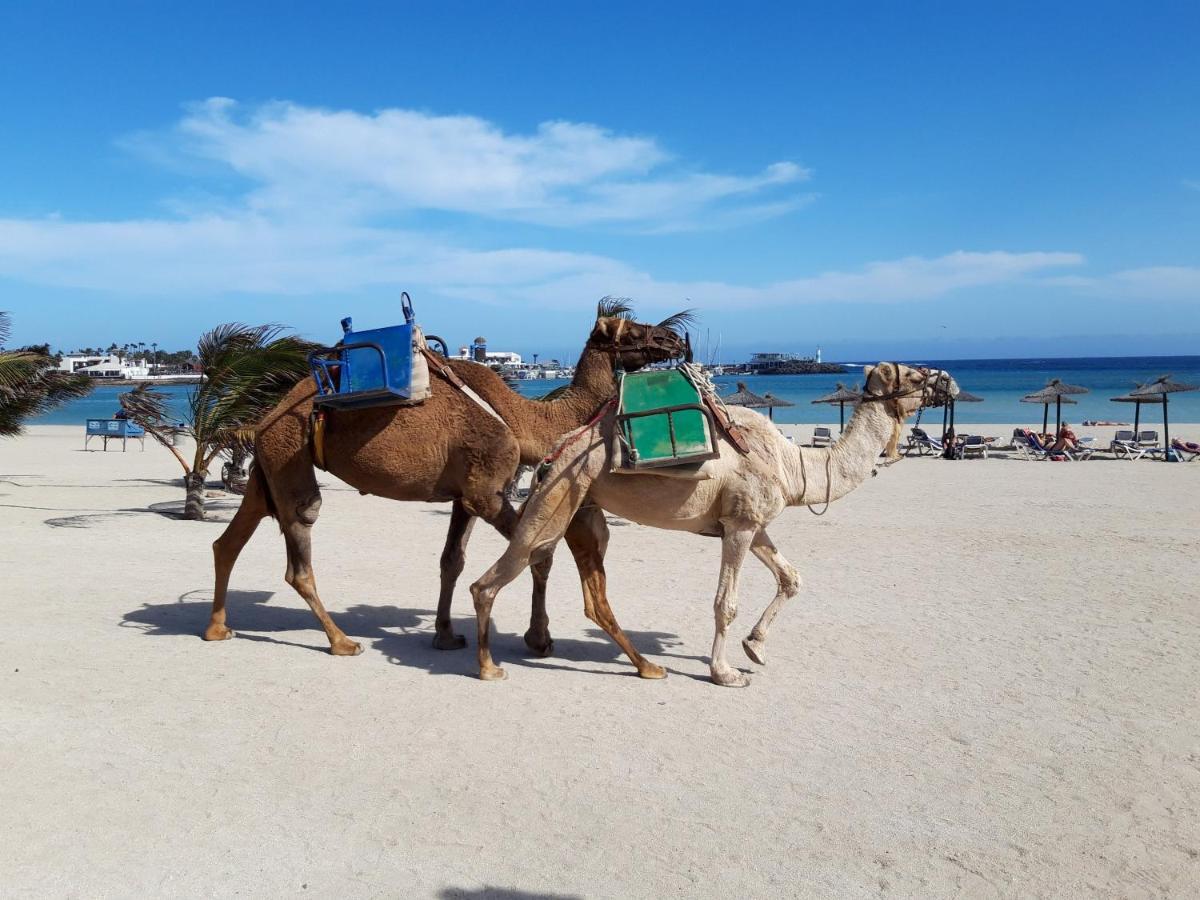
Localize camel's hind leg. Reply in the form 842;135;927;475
278;489;361;656
523;552;555;658
206;467;270;641
433;500;476;650
710;524;756;687
742;529;801;666
566;505;665;679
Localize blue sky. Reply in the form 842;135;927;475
1;1;1198;360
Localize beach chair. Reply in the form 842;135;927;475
812;426;834;448
905;426;943;456
1137;430;1160;450
1170;438;1200;462
1061;437;1095;461
1014;430;1047;460
1110;429;1144;460
961;434;989;459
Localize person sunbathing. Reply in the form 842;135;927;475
1171;438;1200;459
1047;423;1078;453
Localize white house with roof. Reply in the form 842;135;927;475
57;354;151;379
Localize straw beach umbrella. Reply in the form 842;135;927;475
811;382;861;433
1130;374;1200;460
1021;378;1089;434
723;381;795;422
939;389;983;444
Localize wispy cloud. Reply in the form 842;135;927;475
0;211;1084;309
1185;179;1200;193
1050;265;1200;300
0;97;1164;316
127;98;810;230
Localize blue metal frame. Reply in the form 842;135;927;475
308;292;421;411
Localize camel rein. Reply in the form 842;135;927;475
540;397;617;469
799;365;939;513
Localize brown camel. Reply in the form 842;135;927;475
469;363;957;685
207;303;688;656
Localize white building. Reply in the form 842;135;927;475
58;354;150;379
454;346;523;366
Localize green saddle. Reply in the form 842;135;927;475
616;369;720;468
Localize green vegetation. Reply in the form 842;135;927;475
120;323;316;520
0;312;93;437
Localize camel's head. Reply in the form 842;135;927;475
588;298;692;371
862;362;959;420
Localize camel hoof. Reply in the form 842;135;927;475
712;668;751;688
523;629;554;657
331;640;363;656
637;662;667;680
203;624;235;641
433;632;468;651
742;637;766;665
479;665;508;682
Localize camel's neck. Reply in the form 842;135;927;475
779;401;899;507
486;344;618;463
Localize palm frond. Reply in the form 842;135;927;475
187;324;316;463
0;311;11;347
596;296;635;320
0;320;93;436
656;308;698;335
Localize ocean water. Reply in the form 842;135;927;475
28;356;1200;428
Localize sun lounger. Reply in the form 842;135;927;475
1015;430;1048;460
812;426;834;448
1061;437;1094;461
1137;430;1160;449
1171;438;1200;461
1109;429;1144;460
905;426;943;456
961;434;989;459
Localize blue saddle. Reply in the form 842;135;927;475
310;293;419;410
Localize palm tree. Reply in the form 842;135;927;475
120;323;316;519
0;312;93;437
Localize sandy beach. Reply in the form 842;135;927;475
2;423;1199;898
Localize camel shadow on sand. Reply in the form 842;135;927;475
121;590;701;679
439;889;582;900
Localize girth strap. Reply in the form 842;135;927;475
420;347;508;426
702;391;751;454
311;409;328;470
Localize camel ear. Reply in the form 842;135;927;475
592;317;628;345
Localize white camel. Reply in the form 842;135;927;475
468;362;957;686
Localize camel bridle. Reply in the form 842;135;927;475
595;318;686;365
858;363;941;422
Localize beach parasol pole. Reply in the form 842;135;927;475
1163;393;1170;459
1042;403;1049;436
1133;401;1141;438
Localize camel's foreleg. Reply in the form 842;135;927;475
206;466;270;641
741;529;801;666
566;505;665;679
279;492;361;656
470;439;604;681
433;499;476;650
710;524;755;687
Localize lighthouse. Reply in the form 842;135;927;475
816;346;822;364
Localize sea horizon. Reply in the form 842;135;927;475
31;353;1200;428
